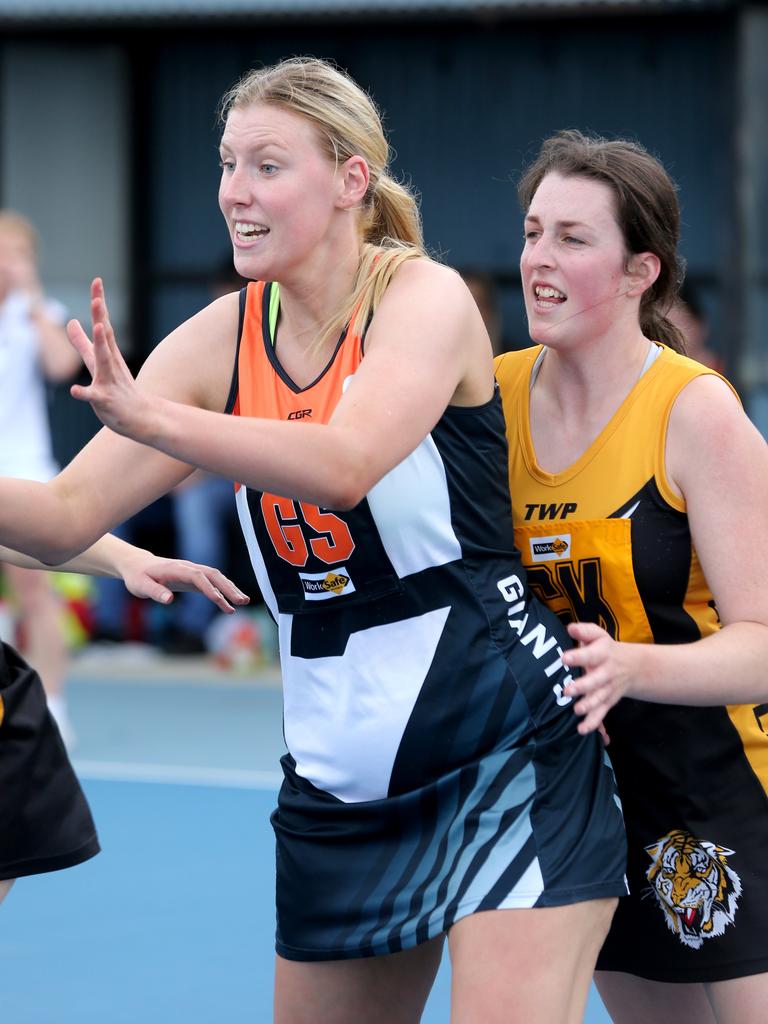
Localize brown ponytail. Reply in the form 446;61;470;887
640;312;687;353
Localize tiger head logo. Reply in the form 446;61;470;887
645;829;741;950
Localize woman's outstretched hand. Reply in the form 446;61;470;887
561;621;645;735
120;549;250;613
67;278;152;441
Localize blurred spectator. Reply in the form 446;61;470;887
460;270;505;355
0;210;81;743
668;281;725;373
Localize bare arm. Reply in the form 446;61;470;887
563;375;768;732
67;263;492;510
0;263;490;565
0;533;249;612
0;289;240;563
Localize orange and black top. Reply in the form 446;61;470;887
221;281;627;962
224;281;584;806
219;283;628;963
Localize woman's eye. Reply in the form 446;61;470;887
260;163;278;175
563;235;584;245
219;159;234;172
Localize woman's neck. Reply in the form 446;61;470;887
276;225;363;350
537;328;652;421
529;328;654;472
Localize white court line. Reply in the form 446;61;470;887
73;759;283;790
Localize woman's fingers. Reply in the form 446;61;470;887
173;566;235;611
562;639;609;673
566;620;607;645
195;567;250;607
92;321;119;380
578;703;612;735
134;574;174;605
565;650;625;733
132;560;250;612
70;324;118;404
562;621;636;734
572;673;609;714
567;662;607;702
91;279;116;354
91;279;118;350
66;318;96;374
187;567;250;612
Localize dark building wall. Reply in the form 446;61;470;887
139;13;734;358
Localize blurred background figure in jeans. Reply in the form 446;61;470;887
89;260;246;656
161;261;246;655
162;470;237;654
0;210;81;744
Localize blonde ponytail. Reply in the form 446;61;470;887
326;173;425;343
362;174;422;249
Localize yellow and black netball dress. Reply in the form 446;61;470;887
0;643;99;880
496;343;768;983
225;282;626;962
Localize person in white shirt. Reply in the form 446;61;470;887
0;211;85;744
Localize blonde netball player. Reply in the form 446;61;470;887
495;130;768;1023
0;62;625;1023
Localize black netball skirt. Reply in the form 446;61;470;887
597;699;768;983
0;642;99;881
272;706;627;962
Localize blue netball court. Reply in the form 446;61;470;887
1;663;611;1022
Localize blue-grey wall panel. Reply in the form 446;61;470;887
146;17;733;353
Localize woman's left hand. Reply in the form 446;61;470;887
120;550;250;613
67;277;153;441
561;621;644;734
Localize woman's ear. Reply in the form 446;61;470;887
337;156;370;209
626;251;661;297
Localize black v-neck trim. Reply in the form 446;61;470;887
260;281;349;395
224;286;248;415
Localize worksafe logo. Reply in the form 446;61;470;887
299;568;355;601
530;535;571;562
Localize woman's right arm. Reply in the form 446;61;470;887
562;375;768;731
0;533;249;613
0;290;241;563
64;264;492;513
